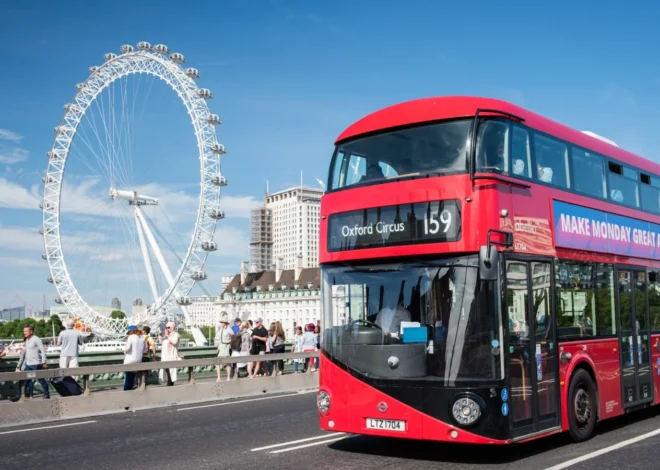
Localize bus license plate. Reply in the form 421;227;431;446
366;418;405;431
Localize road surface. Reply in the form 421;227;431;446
1;390;660;469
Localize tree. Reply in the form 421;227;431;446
110;310;126;320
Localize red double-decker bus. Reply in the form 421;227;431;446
316;96;660;444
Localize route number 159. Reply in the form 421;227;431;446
423;209;452;235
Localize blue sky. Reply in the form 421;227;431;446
0;0;659;312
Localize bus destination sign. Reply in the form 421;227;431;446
327;199;461;252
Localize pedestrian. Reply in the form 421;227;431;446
302;323;318;373
266;322;276;376
14;326;50;400
215;314;232;382
291;326;304;373
248;317;268;379
270;321;286;376
57;318;83;369
123;326;145;391
314;324;321;370
229;317;242;379
236;321;252;377
138;326;156;388
159;321;180;386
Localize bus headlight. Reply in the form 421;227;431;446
451;396;481;426
317;390;331;414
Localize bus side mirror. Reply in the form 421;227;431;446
479;245;499;281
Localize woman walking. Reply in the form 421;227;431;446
216;314;232;382
270;321;286;375
302;323;318;373
291;326;304;373
123;326;146;391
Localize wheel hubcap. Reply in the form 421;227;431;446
574;388;591;425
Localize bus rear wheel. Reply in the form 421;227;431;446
568;368;597;442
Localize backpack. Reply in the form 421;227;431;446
230;333;242;351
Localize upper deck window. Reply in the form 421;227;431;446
328;119;471;191
571;148;606;199
533;134;570;189
608;161;639;207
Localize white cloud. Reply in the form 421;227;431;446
0;147;28;164
0;177;40;209
0;128;28;165
0;129;23;141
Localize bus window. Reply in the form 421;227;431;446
608;162;639;207
511;125;532;178
328;119;471;190
534;133;570;189
572;148;606;199
476;119;510;174
649;272;660;333
639;173;660;214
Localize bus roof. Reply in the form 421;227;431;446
335;96;660;176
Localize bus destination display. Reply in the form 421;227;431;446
327;199;461;251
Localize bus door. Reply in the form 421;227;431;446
504;257;560;439
616;268;653;408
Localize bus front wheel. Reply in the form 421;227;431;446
568;368;597;442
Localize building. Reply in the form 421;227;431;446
133;298;143;306
249;207;273;272
185;296;222;327
0;306;26;322
111;297;121;310
249;186;323;271
215;259;346;337
49;305;117;321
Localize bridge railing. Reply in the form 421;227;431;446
0;351;321;428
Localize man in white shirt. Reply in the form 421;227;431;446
375;297;411;338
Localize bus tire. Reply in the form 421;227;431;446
568;368;597;442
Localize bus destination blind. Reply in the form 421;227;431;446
327;199;461;252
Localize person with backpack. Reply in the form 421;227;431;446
215;314;232;382
229;317;243;380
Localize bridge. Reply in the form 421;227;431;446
1;353;660;469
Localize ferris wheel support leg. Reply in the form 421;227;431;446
134;206;160;304
135;206;195;329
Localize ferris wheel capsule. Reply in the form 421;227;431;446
210;143;226;154
154;44;170;55
76;83;85;91
191;271;207;281
104;53;118;62
47;276;54;283
185;68;200;79
64;103;80;113
201;241;218;252
47;150;58;160
121;44;135;54
55;297;63;304
42;175;54;183
54;126;70;135
137;41;152;51
89;66;99;74
197;88;212;99
207;114;221;125
209;209;225;220
176;296;192;306
170;52;185;64
211;175;227;186
42;253;48;260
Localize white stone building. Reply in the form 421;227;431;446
215;259;347;337
185;295;222;327
249;186;323;271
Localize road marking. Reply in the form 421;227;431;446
0;420;98;435
176;390;315;411
545;427;660;470
269;436;346;454
251;433;347;452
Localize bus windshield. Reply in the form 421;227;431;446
328;119;471;191
321;256;502;385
